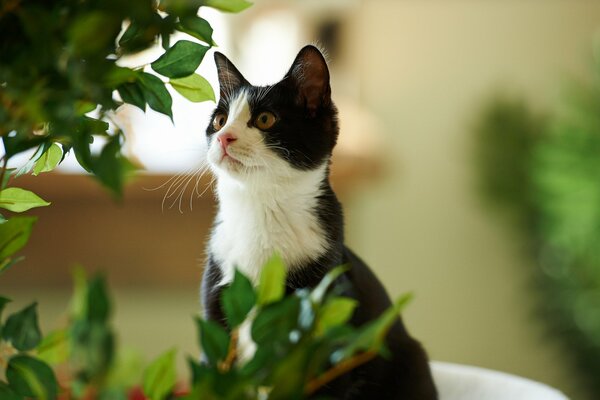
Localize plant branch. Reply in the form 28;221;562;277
218;328;239;373
305;350;378;395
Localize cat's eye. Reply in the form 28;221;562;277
212;112;228;131
254;111;277;130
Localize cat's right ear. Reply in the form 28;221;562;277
214;52;248;99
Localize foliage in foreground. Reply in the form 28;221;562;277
474;55;600;399
0;256;411;399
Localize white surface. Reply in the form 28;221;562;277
431;362;569;400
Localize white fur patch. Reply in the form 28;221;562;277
207;91;329;286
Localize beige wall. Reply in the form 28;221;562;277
343;1;600;398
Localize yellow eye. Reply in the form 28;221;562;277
212;112;228;131
255;111;276;130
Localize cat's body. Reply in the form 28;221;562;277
202;46;437;399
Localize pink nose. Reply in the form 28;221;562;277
217;133;237;150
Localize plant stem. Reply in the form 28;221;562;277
304;350;378;395
218;328;239;373
0;157;8;190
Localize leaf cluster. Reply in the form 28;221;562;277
0;0;249;197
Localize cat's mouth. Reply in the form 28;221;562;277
220;152;243;166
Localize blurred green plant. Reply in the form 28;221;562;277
475;55;600;399
0;256;411;399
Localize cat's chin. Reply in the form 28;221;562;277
210;155;265;180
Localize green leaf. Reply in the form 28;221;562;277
140;73;173;120
0;381;21;400
0;296;10;318
170;74;215;103
2;302;42;351
117;82;147;112
252;296;300;346
202;0;253;13
177;16;215;45
6;355;58;400
105;66;139;88
221;269;256;328
338;293;413;360
310;265;348;304
196;318;229;366
0;216;37;260
90;134;137;198
32;143;63;176
142;348;177;400
0;188;50;212
315;297;358;336
151;40;209;79
0;256;24;276
86;275;111;323
37;329;69;365
257;253;286;306
1;168;15;190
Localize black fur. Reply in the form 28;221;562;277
202;46;437;399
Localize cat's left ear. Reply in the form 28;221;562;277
214;52;248;99
286;45;331;115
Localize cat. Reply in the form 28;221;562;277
201;45;438;400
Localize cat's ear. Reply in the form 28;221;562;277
286;45;331;115
214;52;248;99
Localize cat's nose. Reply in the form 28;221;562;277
217;133;237;150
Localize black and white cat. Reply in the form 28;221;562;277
201;45;437;399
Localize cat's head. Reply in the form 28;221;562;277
205;45;338;184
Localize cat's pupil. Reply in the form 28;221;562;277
261;115;267;123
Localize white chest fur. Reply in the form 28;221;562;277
209;163;329;286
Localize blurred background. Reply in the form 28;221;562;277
2;1;600;398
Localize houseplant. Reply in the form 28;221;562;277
0;1;412;398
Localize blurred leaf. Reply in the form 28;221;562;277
69;320;115;388
252;296;300;346
177;16;215;45
2;135;46;160
202;0;253;13
14;145;45;178
0;382;21;400
142;348;177;400
6;354;58;400
0;188;50;212
2;302;42;351
151;40;208;79
315;297;357;337
310;265;348;304
69;12;121;56
221;269;256;328
32;143;63;176
104;347;145;392
1;168;15;190
338;294;412;360
257;254;286;306
267;346;307;400
86;275;111;323
140;73;173;120
105;66;139;88
0;296;11;319
90;134;137;198
170;73;215;103
0;216;37;260
117;82;147;112
37;329;69;365
196;318;229;366
0;256;24;276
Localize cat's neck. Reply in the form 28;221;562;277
210;163;333;284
